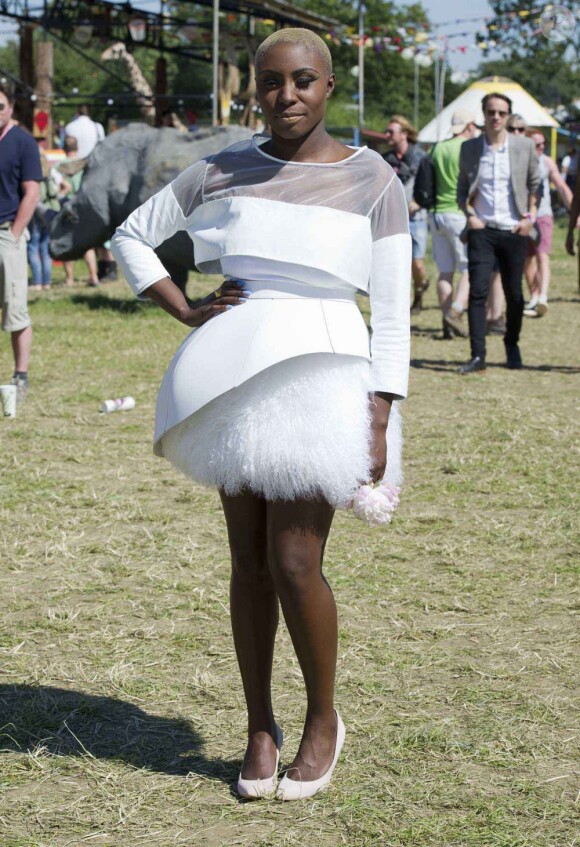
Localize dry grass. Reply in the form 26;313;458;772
0;222;578;846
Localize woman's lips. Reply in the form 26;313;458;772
276;114;304;122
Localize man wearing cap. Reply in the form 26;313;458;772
0;82;42;400
429;109;478;339
457;92;540;374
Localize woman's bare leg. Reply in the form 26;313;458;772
267;498;338;782
220;490;280;779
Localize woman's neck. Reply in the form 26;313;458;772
264;123;351;164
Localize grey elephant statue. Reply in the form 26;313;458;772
49;124;254;289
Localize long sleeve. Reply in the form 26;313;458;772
368;174;411;399
111;158;207;298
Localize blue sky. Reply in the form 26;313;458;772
407;0;503;72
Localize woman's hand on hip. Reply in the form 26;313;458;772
146;277;248;327
182;280;249;327
368;392;393;484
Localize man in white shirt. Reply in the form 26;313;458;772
64;105;105;160
457;92;540;374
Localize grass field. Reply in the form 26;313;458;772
1;223;578;847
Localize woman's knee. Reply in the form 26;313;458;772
267;541;322;589
230;546;270;583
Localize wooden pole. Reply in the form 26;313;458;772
18;23;34;130
550;126;558;160
413;61;419;129
35;38;53;144
212;0;220;126
155;56;169;126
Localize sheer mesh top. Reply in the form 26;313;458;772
172;135;409;242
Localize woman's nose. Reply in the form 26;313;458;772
277;81;297;105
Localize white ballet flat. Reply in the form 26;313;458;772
276;711;345;801
237;724;283;800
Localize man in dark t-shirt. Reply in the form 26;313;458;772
0;82;42;400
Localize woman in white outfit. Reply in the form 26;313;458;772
111;29;410;801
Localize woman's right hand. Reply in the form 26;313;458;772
146;277;249;326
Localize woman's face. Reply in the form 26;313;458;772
256;43;334;140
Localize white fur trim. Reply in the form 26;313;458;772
159;354;403;506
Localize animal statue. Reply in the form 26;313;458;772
101;43;156;124
49;124;253;289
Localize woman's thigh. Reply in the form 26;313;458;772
220;490;268;576
266;499;335;582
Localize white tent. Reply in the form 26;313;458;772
419;76;560;143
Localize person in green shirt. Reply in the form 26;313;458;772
429;109;477;338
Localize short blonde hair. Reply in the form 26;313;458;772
507;113;528;131
387;114;418;145
255;28;333;76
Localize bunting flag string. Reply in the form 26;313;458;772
318;4;579;57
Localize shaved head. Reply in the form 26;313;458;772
256;28;333;76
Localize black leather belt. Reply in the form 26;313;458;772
0;221;13;230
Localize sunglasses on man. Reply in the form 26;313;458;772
486;109;508;117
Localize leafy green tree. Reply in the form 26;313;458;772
478;0;579;112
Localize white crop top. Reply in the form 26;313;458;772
112;135;412;397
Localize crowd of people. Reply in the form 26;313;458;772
382;96;576;373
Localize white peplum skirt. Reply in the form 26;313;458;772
155;280;402;507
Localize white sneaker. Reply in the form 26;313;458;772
276;712;345;801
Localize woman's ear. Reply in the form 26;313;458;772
327;73;336;99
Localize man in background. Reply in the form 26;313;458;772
0;82;42;400
457;92;540;374
64;104;104;160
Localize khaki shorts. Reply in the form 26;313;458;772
0;227;30;332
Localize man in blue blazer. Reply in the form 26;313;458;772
457;92;540;373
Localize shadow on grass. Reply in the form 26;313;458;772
411;358;580;374
411;325;447;338
70;294;154;314
0;683;237;784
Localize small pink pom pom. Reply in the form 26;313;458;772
350;481;400;526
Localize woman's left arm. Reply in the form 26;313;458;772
368;173;412;482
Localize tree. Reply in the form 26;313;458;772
478;0;579;112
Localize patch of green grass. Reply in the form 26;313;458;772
0;222;578;845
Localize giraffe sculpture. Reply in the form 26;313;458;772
101;42;156;123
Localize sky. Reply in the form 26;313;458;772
413;0;503;74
